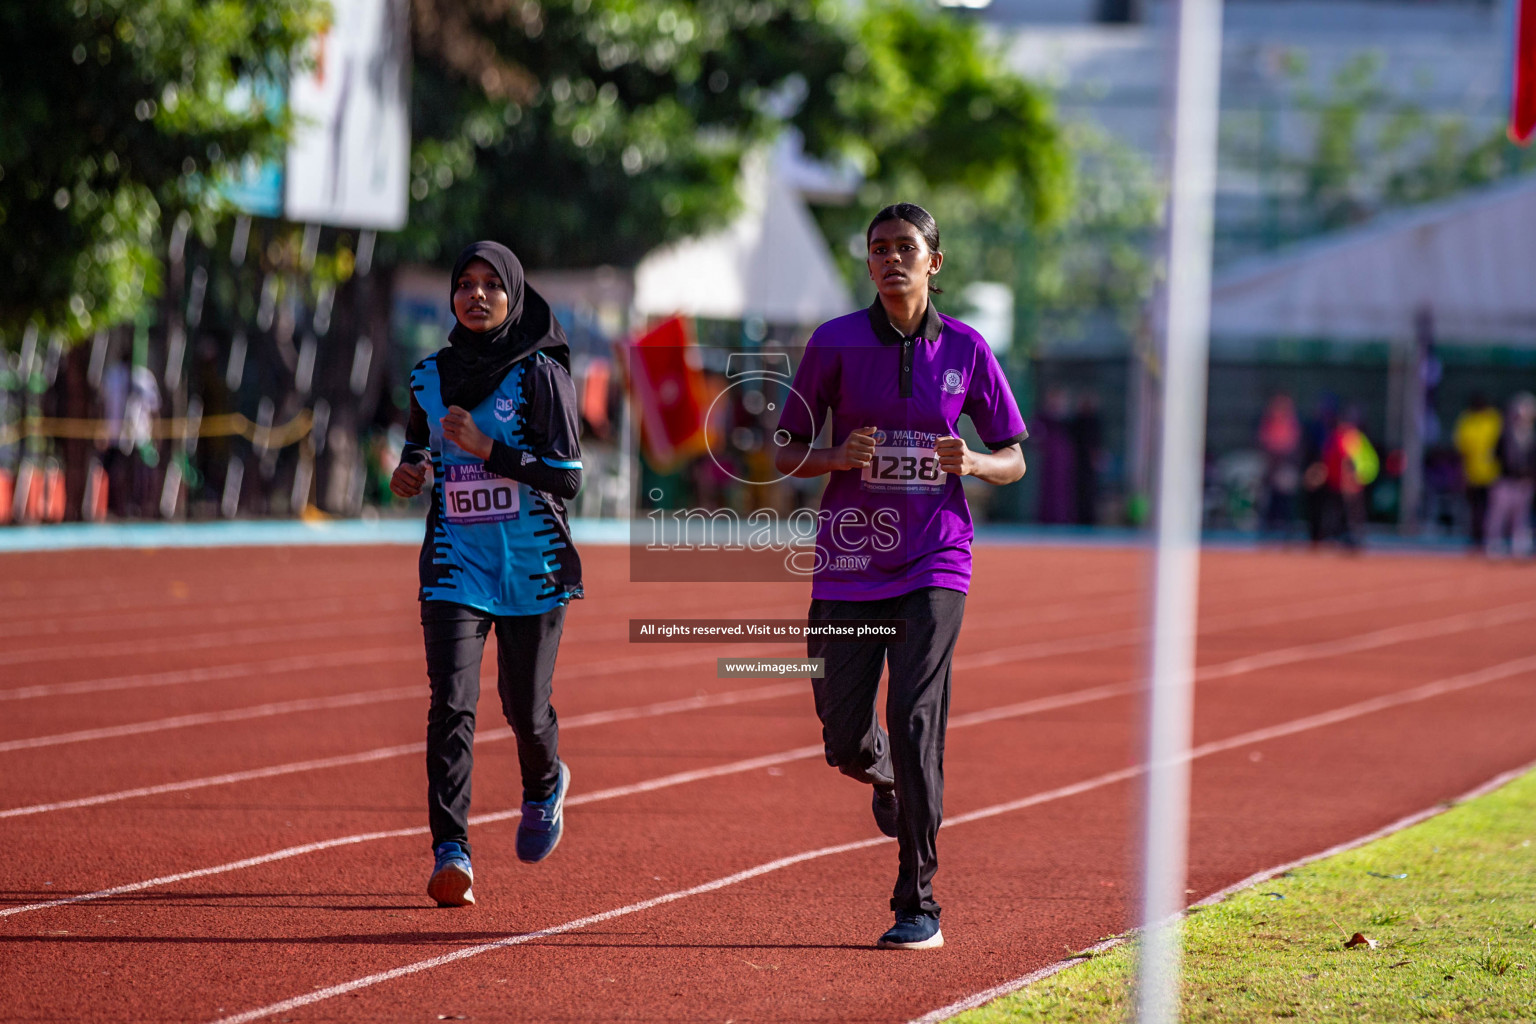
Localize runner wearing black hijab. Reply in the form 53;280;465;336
390;241;584;907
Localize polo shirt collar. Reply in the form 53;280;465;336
866;297;942;345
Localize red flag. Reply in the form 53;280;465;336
1513;0;1536;144
580;356;611;437
625;316;710;471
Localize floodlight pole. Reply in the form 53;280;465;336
1137;1;1223;1024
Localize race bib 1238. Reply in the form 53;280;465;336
861;429;946;493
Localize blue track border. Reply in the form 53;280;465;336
0;519;1470;555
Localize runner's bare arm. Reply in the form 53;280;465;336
774;426;878;478
936;437;1025;485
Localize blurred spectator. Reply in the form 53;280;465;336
1258;394;1302;537
1034;388;1076;524
1302;396;1337;544
1453;394;1502;550
1486;392;1536;558
1308;406;1376;550
101;360;162;517
1070;392;1103;525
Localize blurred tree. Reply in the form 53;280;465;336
1224;52;1536;243
0;0;325;347
818;123;1160;359
396;0;1069;268
810;3;1133;360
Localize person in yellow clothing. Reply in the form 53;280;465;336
1453;395;1503;549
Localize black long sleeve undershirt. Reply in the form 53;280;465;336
485;441;582;501
403;393;583;502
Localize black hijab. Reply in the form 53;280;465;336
438;241;570;410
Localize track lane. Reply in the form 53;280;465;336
6;594;1534;913
84;654;1536;1024
5;578;1532;814
3;547;1536;1024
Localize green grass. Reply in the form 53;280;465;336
956;768;1536;1023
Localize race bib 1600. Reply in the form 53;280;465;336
443;464;520;524
861;429;946;493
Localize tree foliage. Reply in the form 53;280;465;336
809;4;1129;359
1226;52;1536;240
0;0;325;347
396;0;1070;268
5;0;1074;346
817;122;1160;360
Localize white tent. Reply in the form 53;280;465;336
633;150;853;326
1210;174;1536;345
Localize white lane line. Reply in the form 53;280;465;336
8;593;1533;807
0;742;826;919
12;644;1536;926
0;688;423;753
0;744;422;820
909;936;1131;1024
0;648;414;703
0;647;789;752
909;756;1536;1024
953;578;1533;672
0;564;1492;703
0;593;410;641
0;687;420;754
208;834;891;1024
0;578;401;625
0;609;409;668
0;683;806;819
202;651;1536;1024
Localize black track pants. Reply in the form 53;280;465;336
422;600;565;852
807;586;965;916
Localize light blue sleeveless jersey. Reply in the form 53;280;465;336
410;352;583;616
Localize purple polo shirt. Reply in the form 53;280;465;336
777;299;1028;601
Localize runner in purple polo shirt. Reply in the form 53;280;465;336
774;203;1027;950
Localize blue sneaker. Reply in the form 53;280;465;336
878;911;943;950
427;841;474;907
872;784;899;838
516;760;570;863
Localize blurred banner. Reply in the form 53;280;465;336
285;0;411;229
1514;0;1536;144
626;317;709;472
218;81;287;217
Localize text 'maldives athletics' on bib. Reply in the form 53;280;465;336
861;428;947;493
411;350;583;616
776;301;1027;601
443;464;520;523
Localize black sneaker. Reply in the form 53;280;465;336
872;784;898;838
878;911;943;950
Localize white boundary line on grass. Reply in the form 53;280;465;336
908;756;1536;1024
199;652;1536;1024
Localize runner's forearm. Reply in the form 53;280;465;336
775;441;849;479
485;442;582;500
967;445;1025;485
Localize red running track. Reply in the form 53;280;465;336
2;544;1535;1023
